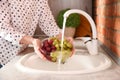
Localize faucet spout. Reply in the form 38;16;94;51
63;9;98;55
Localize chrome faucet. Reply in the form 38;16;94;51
63;9;98;55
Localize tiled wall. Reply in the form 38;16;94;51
93;0;120;58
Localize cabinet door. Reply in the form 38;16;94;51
48;0;92;18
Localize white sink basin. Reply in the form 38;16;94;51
16;51;112;74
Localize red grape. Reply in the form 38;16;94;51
48;39;53;45
46;47;51;52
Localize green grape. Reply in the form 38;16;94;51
64;50;71;55
55;44;59;48
51;57;57;62
55;44;60;50
53;39;59;45
63;44;68;50
53;40;57;45
61;58;66;64
63;40;68;45
66;48;72;51
66;42;73;48
50;51;58;57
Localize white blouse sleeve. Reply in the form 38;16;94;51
38;0;61;37
0;1;25;45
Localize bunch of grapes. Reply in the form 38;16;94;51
41;37;73;63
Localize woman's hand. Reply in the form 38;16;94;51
20;35;46;60
32;39;46;60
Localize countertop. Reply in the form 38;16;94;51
0;45;120;80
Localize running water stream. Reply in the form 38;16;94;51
57;17;67;70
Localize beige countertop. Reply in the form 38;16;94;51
0;46;120;80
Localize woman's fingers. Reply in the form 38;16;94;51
35;48;47;60
66;37;73;43
32;39;46;60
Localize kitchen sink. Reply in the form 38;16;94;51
16;40;112;75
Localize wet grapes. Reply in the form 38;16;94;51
41;37;73;63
